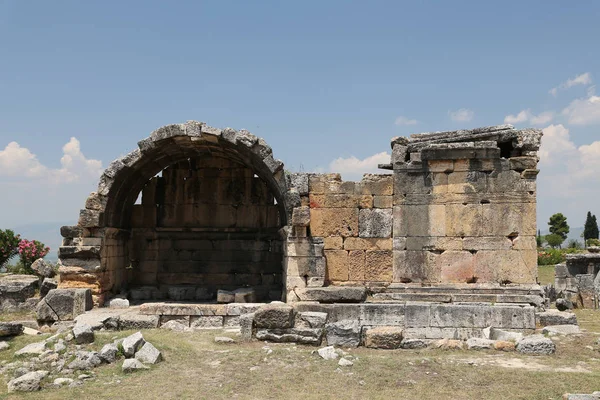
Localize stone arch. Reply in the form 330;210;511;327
60;121;304;303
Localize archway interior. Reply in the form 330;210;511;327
107;151;284;302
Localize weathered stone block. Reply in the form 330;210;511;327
359;209;393;238
360;304;405;326
536;310;577;326
254;304;295;329
516;335;555;355
393;250;440;283
344;238;392;251
364;326;403;349
291;206;310;227
295;311;328;329
482;203;536;236
255;327;323;345
445;203;483;237
355;174;393;195
294;287;367;303
348;250;366;281
324;250;349;281
474;250;537;284
287;256;326;278
287;173;309;195
365;250;393;282
462;237;513;251
78;209;101;228
326;320;361;347
309;194;372;209
373;195;393;208
324;237;343;250
437;251;475;283
310;208;359;237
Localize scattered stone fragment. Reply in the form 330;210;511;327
134;342;162;364
23;327;41;336
338;358;354;367
542;325;580;336
54;378;74;386
516;335;556;355
466;338;495;350
239;313;254;342
15;341;46;356
215;336;235;344
107;298;130;309
0;341;9;351
78;374;93;380
122;359;150;373
317;346;339;360
0;322;24;337
68;351;102;370
54;340;67;353
122;332;145;357
73;324;95;344
99;343;119;363
7;370;48;393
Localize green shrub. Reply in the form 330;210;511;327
0;229;21;267
587;238;600;247
538;249;566;265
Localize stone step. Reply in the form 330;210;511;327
370;292;543;307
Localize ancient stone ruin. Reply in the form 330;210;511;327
56;121;545;342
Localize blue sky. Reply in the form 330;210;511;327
1;1;599;250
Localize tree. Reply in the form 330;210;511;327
584;211;599;242
545;233;564;249
0;229;21;268
548;213;570;241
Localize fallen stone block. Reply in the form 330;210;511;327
400;338;429;349
31;259;56;278
217;290;235;304
489;328;523;342
339;358;354;367
254;304;295;329
122;359;150;373
255;328;323;345
68;351;102;370
542;325;580;336
7;370;48;392
432;339;464;350
36;288;93;323
0;322;24;337
364;326;404;349
234;288;256;303
466;338;495;350
536;310;577;326
556;298;574;311
73;323;95;344
239;313;254;342
40;278;58;298
493;341;516;351
99;343;119;363
122;332;145;357
15;341;46;356
135;342;162;364
326;320;361;347
516;335;556;355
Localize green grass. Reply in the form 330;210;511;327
538;265;555;286
2;316;600;400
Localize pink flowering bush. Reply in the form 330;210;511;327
18;239;50;274
0;229;21;267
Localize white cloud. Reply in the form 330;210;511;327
0;138;103;227
561;94;600;125
504;109;554;126
448;108;474;122
0;137;102;183
549;72;592;96
538;124;577;165
329;152;390;181
394;116;418;126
